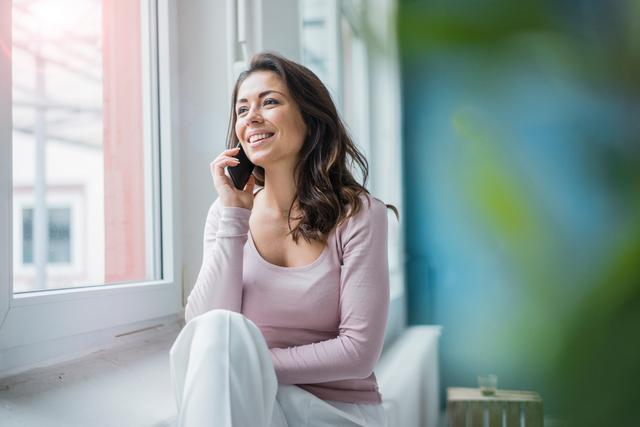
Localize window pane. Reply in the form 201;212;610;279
22;208;33;264
48;207;71;263
11;0;160;292
22;207;71;264
301;0;332;85
300;0;339;107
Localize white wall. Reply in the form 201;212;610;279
177;1;233;304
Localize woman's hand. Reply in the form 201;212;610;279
210;146;256;210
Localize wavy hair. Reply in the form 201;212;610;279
226;52;399;244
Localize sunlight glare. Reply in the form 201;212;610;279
27;0;87;39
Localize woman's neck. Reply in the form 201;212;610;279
258;165;298;219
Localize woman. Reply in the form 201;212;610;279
170;52;399;427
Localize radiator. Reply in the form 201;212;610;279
376;325;442;427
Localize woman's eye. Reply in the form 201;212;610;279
237;99;277;115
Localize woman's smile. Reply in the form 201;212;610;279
248;132;276;147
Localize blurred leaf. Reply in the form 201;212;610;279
397;0;555;51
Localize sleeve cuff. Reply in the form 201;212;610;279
217;206;251;237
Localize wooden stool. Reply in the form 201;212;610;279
447;387;543;427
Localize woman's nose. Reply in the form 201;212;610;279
245;107;263;123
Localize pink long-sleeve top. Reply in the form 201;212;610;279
184;192;390;404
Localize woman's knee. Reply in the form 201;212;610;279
187;309;263;345
191;308;241;323
175;309;269;368
190;309;258;330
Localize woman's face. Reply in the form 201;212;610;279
234;71;307;168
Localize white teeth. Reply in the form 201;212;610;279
248;133;274;144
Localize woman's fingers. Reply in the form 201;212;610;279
213;148;240;165
219;146;240;160
216;156;240;167
210;157;239;176
208;146;254;210
210;149;244;193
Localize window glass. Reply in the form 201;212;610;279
22;206;71;264
48;207;71;263
300;0;340;107
11;0;160;292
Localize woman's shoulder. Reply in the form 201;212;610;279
333;193;388;261
357;192;388;216
337;193;388;236
352;192;388;216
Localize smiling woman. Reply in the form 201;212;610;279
172;52;398;427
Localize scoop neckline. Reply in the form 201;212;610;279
247;227;332;271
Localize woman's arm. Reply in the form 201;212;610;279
184;198;251;323
269;198;390;383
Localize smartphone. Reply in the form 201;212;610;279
227;142;255;190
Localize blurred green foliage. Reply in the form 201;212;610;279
395;0;640;425
397;0;640;93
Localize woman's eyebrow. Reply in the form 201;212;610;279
236;90;285;104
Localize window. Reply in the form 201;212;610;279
300;0;341;109
339;1;371;175
0;0;181;375
11;0;161;292
23;207;72;264
13;188;85;291
300;0;371;183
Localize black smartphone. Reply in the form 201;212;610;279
227;143;255;190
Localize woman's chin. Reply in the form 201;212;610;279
248;155;268;168
247;150;274;166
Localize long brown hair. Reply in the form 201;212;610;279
226;52;399;244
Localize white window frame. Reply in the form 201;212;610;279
299;0;342;111
0;0;182;376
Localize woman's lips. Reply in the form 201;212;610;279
248;133;274;147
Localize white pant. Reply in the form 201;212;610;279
169;309;387;427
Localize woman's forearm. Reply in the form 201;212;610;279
185;200;251;323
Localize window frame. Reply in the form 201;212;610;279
0;0;182;376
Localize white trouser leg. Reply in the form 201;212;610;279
169;309;278;427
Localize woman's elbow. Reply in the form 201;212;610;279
350;358;376;379
349;347;381;379
340;335;383;378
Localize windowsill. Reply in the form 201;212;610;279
0;307;419;427
0;320;184;427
